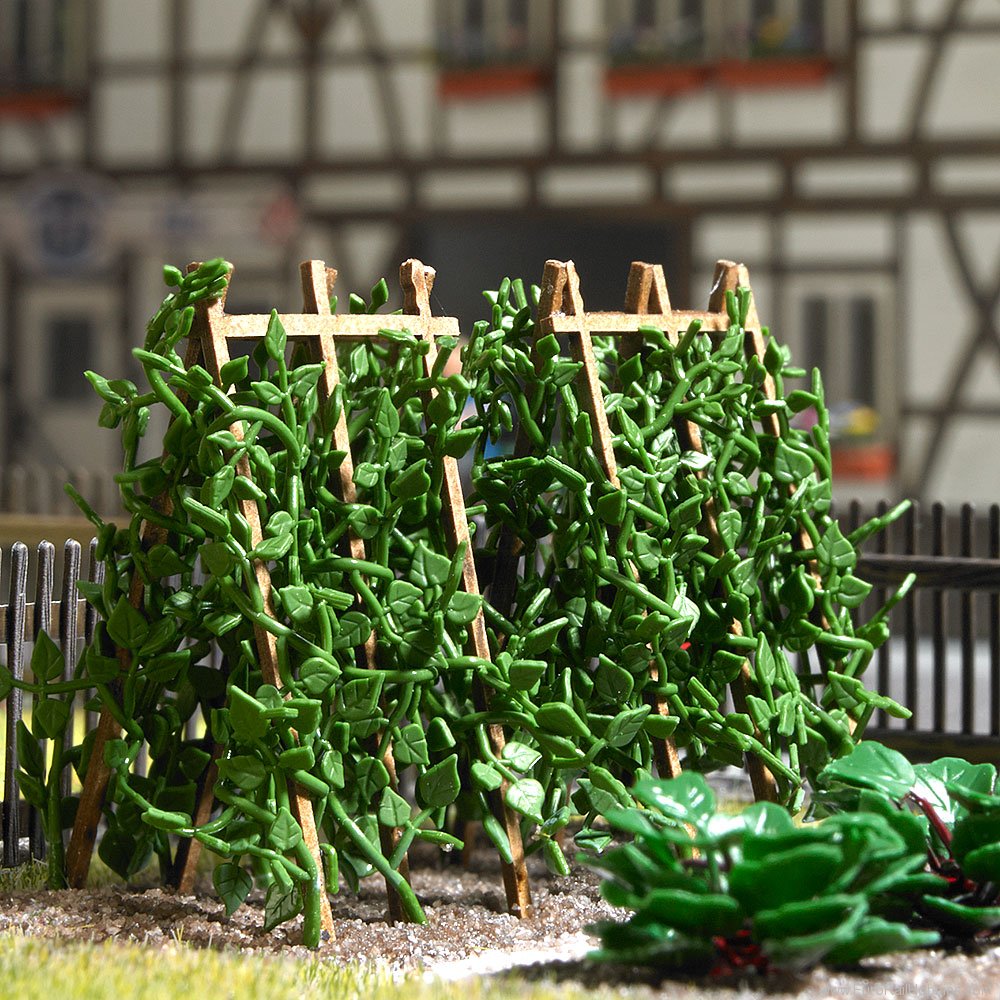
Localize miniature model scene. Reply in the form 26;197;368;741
2;1;1000;997
0;254;998;999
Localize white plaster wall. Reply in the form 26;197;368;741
98;0;167;61
924;38;1000;137
444;95;549;154
902;213;973;405
731;82;845;145
319;67;390;158
187;0;259;60
858;38;927;139
235;69;303;162
95;77;169;163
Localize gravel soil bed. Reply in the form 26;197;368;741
0;851;997;999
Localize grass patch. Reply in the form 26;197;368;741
0;935;608;1000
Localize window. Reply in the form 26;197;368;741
47;315;94;401
438;0;551;67
0;0;81;91
610;0;707;61
607;0;837;65
790;283;894;451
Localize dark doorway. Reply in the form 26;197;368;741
411;214;687;331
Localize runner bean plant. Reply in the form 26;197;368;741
2;259;912;946
462;276;914;826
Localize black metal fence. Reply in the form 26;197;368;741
1;539;102;866
843;500;1000;763
1;500;998;868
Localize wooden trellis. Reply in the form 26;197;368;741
66;258;533;928
495;258;796;803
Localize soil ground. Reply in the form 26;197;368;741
0;848;997;999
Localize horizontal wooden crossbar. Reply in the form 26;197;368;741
546;309;736;336
211;312;460;342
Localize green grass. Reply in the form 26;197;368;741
0;935;607;1000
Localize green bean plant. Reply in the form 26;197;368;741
582;771;938;974
6;261;567;943
3;259;919;950
813;741;1000;939
463;277;914;826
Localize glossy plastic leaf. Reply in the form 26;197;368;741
213;862;253;917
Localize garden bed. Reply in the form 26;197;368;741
1;852;998;999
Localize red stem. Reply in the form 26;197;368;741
907;792;952;852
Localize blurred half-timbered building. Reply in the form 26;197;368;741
1;0;999;508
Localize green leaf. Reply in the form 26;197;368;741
229;687;268;742
633;773;715;830
103;738;132;770
471;761;503;792
299;657;340;697
251;380;284;406
605;706;651;747
417;755;461;808
264;309;287;361
391;460;431;500
356;758;390;800
378;788;412;828
819;741;915;801
643;714;679;739
16;720;44;779
34;697;70;740
411;545;451;588
331;611;372;651
106;597;149;651
278;745;315;772
595;488;627;526
200;541;235;578
204;611;243;637
201;466;236;507
179;746;211;781
729;844;842;914
536;702;589;739
919;896;1000;933
773;440;814;483
269;807;303;852
815;523;857;572
446;590;482;627
393;723;429;767
147;544;188;578
213;862;253;916
220;355;249;387
263;883;302;933
824;918;939;967
913;757;996;826
505;778;545;824
347;505;381;540
278;585;313;625
522;617;568;656
217;754;267;791
963;842;1000;884
508;659;546;691
31;631;64;683
638;889;743;936
502;742;542;773
353;462;380;490
836;574;873;609
251;533;294;561
286;698;322;735
372;387;400;439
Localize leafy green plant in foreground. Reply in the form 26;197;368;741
814;741;1000;938
582;772;937;975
